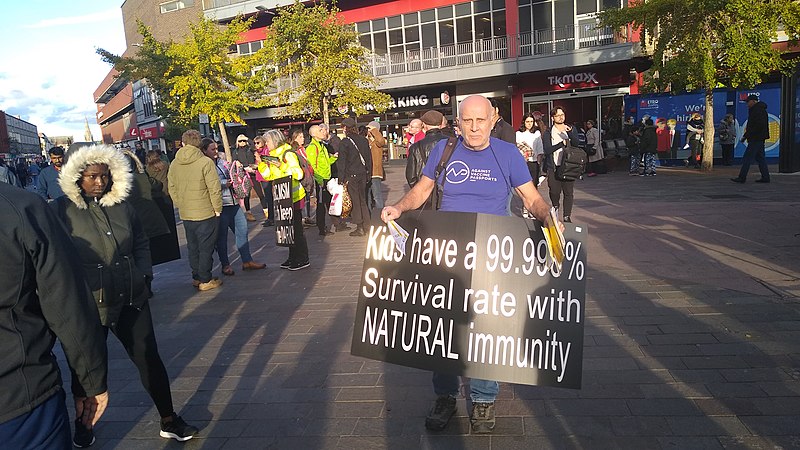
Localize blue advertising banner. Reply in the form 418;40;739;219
625;84;781;159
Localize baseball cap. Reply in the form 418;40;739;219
746;94;759;102
341;118;357;128
420;110;444;126
236;134;248;143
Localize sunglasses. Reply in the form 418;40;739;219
237;140;247;143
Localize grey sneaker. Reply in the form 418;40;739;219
425;395;457;431
470;402;496;434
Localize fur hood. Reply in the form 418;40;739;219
59;144;133;209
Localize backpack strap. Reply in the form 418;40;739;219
432;137;459;210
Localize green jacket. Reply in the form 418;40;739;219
257;143;306;203
305;138;337;184
168;144;223;221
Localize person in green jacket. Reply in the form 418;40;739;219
306;124;338;236
167;129;224;290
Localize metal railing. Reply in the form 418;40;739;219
367;24;627;76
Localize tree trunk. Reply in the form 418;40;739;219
218;122;232;162
322;96;330;126
701;89;714;172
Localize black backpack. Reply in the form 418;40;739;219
555;143;587;182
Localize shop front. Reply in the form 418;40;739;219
513;62;634;141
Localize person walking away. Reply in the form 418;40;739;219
685;112;704;168
718;113;736;166
200;138;266;276
258;129;310;270
0;158;21;187
732;94;770;183
640;118;658;176
584;119;604;176
37;146;66;200
489;98;516;143
366;121;386;211
381;95;559;435
306;125;337;236
168;130;223;290
338;118;372;237
543;106;580;223
231;135;260;222
0;182;109;449
53;144;197;445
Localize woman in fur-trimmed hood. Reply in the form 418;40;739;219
52;144;198;443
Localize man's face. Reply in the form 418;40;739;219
747;100;757;109
408;121;421;135
458;98;493;150
203;142;219;160
49;153;64;168
552;109;566;125
80;163;110;198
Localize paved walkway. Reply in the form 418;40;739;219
58;160;800;449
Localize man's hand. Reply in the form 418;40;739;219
381;206;401;223
75;391;109;428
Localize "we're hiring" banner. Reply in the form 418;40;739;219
350;211;588;389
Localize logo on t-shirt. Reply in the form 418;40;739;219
445;161;470;184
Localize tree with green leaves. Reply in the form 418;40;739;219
255;1;391;125
98;16;267;160
599;0;800;171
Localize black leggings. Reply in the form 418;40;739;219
71;302;174;418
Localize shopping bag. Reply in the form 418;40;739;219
328;178;344;216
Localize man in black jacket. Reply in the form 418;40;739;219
732;94;770;183
0;183;109;448
338;118;372;236
405;110;448;208
489;98;516;143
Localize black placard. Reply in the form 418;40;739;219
350;211;588;389
272;176;294;247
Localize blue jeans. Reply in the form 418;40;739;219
737;140;770;181
369;178;384;211
433;372;499;403
184;217;218;283
0;390;71;450
216;205;253;266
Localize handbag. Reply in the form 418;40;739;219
328;178;344;216
341;182;353;218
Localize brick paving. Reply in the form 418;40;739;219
56;159;800;449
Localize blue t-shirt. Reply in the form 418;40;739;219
422;137;532;216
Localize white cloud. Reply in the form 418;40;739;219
23;9;121;29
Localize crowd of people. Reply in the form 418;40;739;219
1;92;775;446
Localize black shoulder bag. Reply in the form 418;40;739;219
430;137;459;210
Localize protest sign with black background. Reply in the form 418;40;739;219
272;176;294;246
351;211;588;389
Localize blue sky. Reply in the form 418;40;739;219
0;1;127;142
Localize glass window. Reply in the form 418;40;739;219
388;15;402;28
372;18;386;31
357;21;370;33
438;6;453;19
493;0;506;8
404;12;418;26
474;0;491;13
456;16;472;42
455;2;471;17
519;5;531;32
422;23;437;48
359;34;372;50
439;20;455;45
533;2;552;30
577;0;596;15
406;43;420;53
554;0;574;28
602;0;621;9
405;25;420;42
474;13;492;39
421;9;436;22
493;11;506;36
373;32;388;53
390;45;404;55
251;41;261;51
237;43;248;54
389;29;403;45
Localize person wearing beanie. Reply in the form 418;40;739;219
365;121;386;211
405;110;449;209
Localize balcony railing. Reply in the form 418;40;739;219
367;25;627;77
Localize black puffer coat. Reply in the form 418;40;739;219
53;145;152;327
